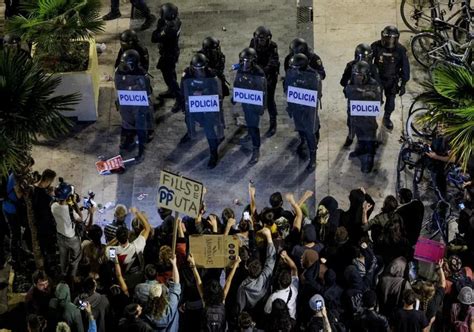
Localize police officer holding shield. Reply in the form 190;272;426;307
284;38;326;79
249;26;280;137
371;26;410;130
115;50;154;161
198;37;230;100
180;53;224;169
234;48;267;166
151;3;182;113
340;43;380;147
344;61;382;173
285;53;321;172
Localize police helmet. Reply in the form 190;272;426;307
381;25;400;49
354;43;373;62
120;29;138;50
160;3;178;21
202;36;220;51
289;38;308;55
239;47;257;72
289;53;309;70
120;49;141;73
351;61;371;84
191;53;208;69
253;26;272;48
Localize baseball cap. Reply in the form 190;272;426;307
309;294;325;311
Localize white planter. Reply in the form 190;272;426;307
53;39;100;121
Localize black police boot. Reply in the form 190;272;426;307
207;150;218;169
140;14;156;31
306;149;317;171
296;138;307;159
248;148;260;166
158;90;176;99
383;113;394;130
135;145;145;162
361;155;374;173
343;136;353;147
119;135;136;151
349;148;364;159
102;11;121;20
265;117;277;137
171;101;182;113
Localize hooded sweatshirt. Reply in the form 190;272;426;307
314;196;341;243
80;292;110;332
378;256;412;316
49;283;84;332
341;189;375;243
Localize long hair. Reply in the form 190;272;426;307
147;294;170;320
266;299;293;332
203;279;224;306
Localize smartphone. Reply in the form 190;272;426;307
78;300;87;310
243;211;251;221
458;202;465;210
315;300;323;311
109;247;116;259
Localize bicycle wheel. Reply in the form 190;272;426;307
401;0;435;32
452;12;473;44
406;108;436;139
396;142;410;194
411;32;446;68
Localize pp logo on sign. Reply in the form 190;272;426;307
158;186;174;205
350;100;381;117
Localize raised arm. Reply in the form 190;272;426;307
280;250;298;276
114;257;129;296
170;254;179;284
130;207;151;240
223;256;241;302
297;190;314;208
249;183;257;216
224;218;236;236
286;193;302;232
259;227;276;279
187;253;203;301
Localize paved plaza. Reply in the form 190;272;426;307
30;0;426;226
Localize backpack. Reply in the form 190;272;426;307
203;304;226;332
451;303;474;332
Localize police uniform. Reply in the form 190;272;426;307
284;51;326;80
197;48;229;98
114;44;150;72
371;41;410;124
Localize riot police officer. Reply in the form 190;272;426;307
340;43;380;147
102;0;156;31
344;61;382;173
198;37;230;99
237;48;266;166
371;26;410;130
180;53;224;169
249;26;280;137
285;53;321;171
284;38;326;79
152;3;182;113
115;50;154;161
114;29;149;71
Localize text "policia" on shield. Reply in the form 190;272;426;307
117;90;149;106
350;100;381;117
287;86;318;108
233;87;264;106
188;95;220;113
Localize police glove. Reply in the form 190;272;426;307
398;83;406;96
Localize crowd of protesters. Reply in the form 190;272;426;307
0;166;474;332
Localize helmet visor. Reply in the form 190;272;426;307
381;35;397;49
241;59;253;72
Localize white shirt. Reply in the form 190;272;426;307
51;202;80;238
107;235;146;271
264;275;299;319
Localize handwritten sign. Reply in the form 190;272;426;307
233;87;264;106
189;235;239;268
188;95;220;113
117;90;149;106
157;170;203;218
287;86;317;107
350;100;381;117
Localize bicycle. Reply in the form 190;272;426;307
405;107;437;140
401;0;473;42
410;26;473;68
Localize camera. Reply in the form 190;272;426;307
83;191;96;210
78;299;88;310
109;247;117;260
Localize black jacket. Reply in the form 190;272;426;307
284;51;326;79
151;17;181;56
114;44;150;72
371;41;410;83
248;39;280;77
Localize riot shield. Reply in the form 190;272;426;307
346;84;382;142
285;69;321;133
232;72;267;128
114;73;154;132
183;77;224;140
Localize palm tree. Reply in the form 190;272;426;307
0;49;80;270
418;63;474;171
6;0;104;72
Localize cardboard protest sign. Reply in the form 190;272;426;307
350;100;381;117
189;235;239;268
157;170;203;219
414;238;446;263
